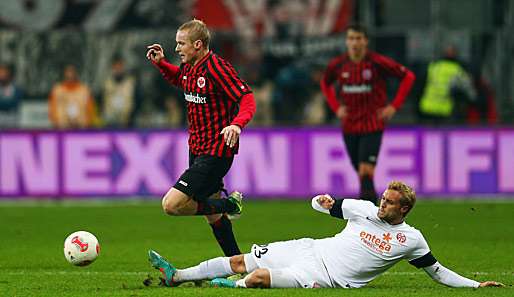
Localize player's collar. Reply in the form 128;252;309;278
380;218;405;226
192;50;212;71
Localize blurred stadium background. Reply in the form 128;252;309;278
0;0;513;296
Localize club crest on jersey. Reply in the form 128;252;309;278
362;69;372;80
197;77;206;88
396;232;407;243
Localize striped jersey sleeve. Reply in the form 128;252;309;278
371;52;409;78
207;54;252;102
321;54;346;112
323;55;345;85
153;59;182;86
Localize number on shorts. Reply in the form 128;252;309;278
253;244;269;258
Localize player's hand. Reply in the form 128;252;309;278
316;194;335;210
336;106;347;120
146;44;165;63
378;105;396;120
479;281;505;287
220;125;241;148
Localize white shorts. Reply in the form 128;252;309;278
250;238;332;288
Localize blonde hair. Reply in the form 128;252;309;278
178;19;210;48
387;181;416;216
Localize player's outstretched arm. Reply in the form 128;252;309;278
311;194;346;219
311;194;334;214
479;281;505;287
146;44;165;63
422;262;504;288
146;43;180;84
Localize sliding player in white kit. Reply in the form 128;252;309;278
148;181;503;289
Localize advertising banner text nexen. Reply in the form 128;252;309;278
1;128;513;198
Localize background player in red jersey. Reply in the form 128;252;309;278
320;24;416;205
146;20;256;258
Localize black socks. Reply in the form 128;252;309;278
196;198;237;215
210;215;241;256
360;175;378;205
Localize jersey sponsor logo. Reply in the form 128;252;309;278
359;231;392;253
362;69;372;80
396;232;407;243
184;92;207;104
342;84;372;94
197;77;206;88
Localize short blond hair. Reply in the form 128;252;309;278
387;181;416;216
178;19;210;48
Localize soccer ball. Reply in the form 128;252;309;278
64;231;100;266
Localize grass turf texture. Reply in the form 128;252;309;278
0;199;513;296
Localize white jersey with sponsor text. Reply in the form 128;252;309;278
314;199;430;288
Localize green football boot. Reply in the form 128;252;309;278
210;278;237;288
227;191;243;220
148;250;177;287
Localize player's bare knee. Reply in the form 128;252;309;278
161;196;181;215
229;255;246;273
246;269;270;288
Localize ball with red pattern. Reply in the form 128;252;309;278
64;231;100;266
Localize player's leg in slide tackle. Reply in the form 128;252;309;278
148;250;274;288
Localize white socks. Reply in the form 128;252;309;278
235;277;248;288
174;257;233;282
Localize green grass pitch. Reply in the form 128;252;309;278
1;199;513;296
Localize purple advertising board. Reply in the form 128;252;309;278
1;127;513;199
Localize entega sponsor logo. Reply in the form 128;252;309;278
359;231;392;253
342;84;372;93
184;92;207;104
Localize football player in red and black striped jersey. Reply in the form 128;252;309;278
321;24;415;205
146;20;256;257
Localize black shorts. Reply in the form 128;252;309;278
343;131;383;171
173;153;234;201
